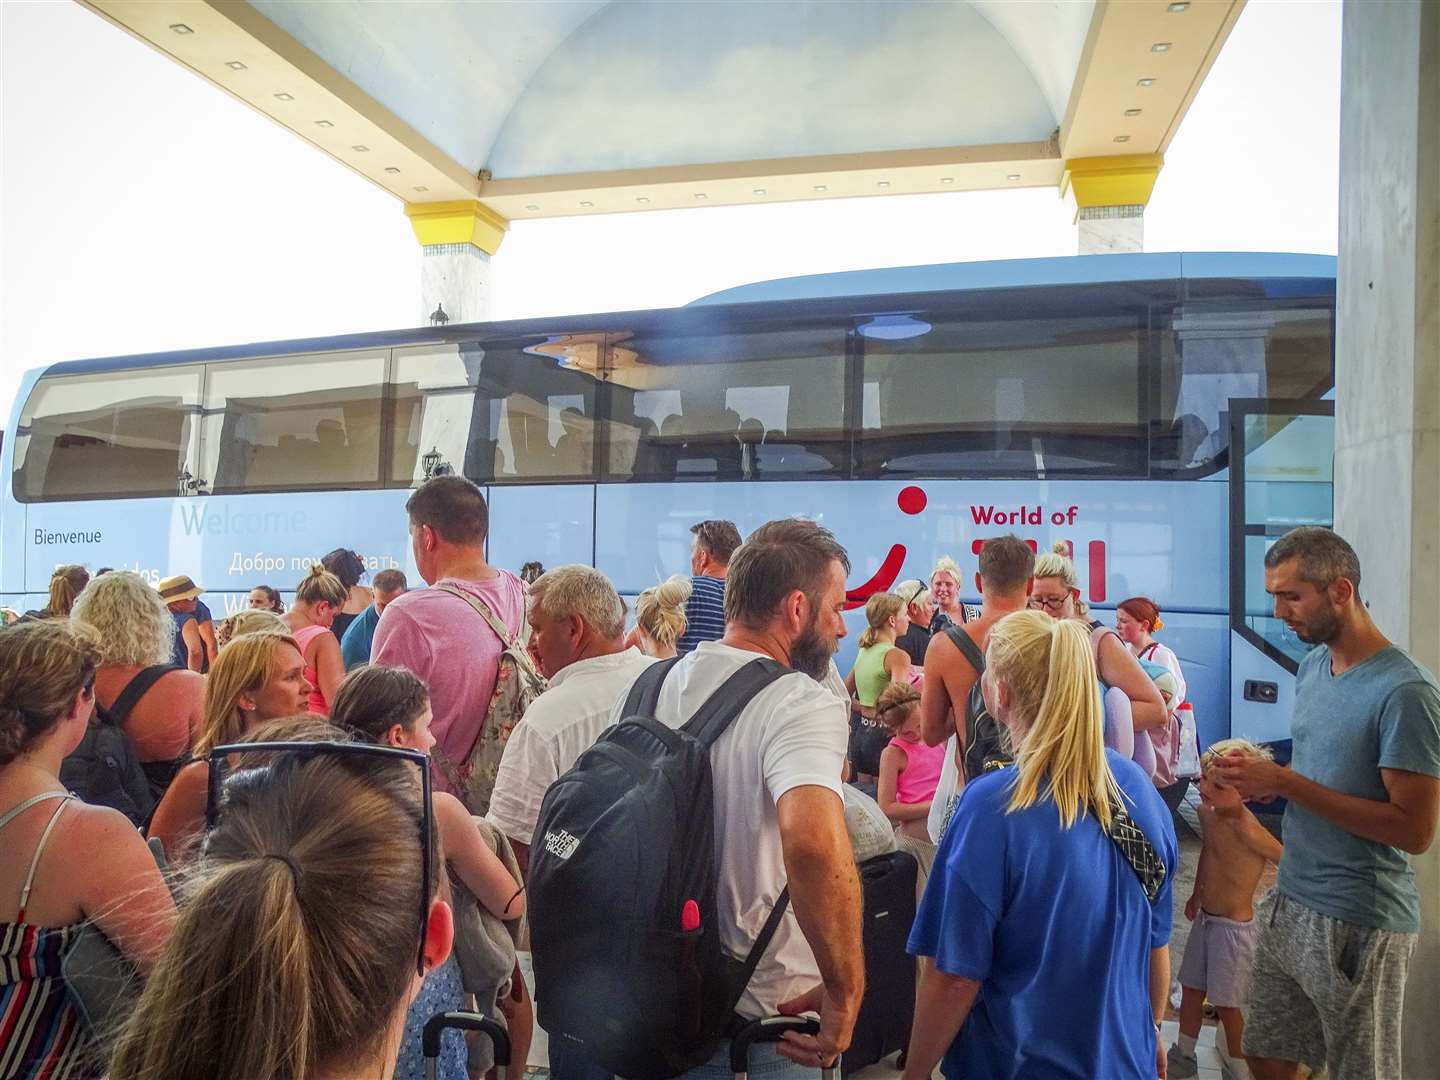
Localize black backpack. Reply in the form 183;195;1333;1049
58;665;175;826
528;656;791;1080
944;625;1009;783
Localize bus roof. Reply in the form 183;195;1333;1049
689;251;1337;305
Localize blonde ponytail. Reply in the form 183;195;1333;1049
294;563;347;608
635;575;691;651
858;592;904;649
986;610;1124;832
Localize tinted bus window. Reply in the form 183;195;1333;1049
858;312;1146;478
1152;300;1333;475
390;343;483;485
14;367;202;501
603;320;846;482
201;351;386;493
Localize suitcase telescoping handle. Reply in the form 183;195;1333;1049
422;1010;511;1080
729;1016;833;1080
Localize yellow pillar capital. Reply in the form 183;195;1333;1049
404;199;509;256
1060;154;1164;213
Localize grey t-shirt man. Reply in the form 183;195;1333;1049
1280;644;1440;932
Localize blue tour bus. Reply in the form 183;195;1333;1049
0;252;1335;749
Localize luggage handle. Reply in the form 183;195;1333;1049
423;1010;510;1080
729;1016;832;1080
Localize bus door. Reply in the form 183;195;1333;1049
1227;399;1335;743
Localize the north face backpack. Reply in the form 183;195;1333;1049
430;584;547;815
528;656;791;1080
944;625;1007;784
59;714;153;827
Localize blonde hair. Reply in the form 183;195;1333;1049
930;556;962;589
70;571;174;667
986;610;1124;831
1202;738;1274;769
217;610;289;649
0;620;99;764
195;632;301;757
635;576;691;651
108;748;438;1080
859;592;904;649
906;587;932;613
1032;542;1088;618
294;564;347;608
47;565;89;618
530;564;626;640
874;680;920;731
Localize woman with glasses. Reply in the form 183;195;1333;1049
332;665;528;1080
1029;544;1166;776
902;611;1177;1080
0;621;175;1079
147;631;310;859
108;738;453;1080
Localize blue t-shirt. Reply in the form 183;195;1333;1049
340;604;381;671
677;575;726;655
1280;644;1440;932
908;750;1177;1080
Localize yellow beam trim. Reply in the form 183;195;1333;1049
404;200;509;256
1060;154;1164;210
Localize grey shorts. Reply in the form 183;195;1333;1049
1242;892;1416;1079
1177;908;1260;1008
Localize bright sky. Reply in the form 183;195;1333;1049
0;0;1340;426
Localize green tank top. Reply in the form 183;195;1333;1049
852;642;899;707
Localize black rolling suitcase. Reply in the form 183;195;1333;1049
841;850;918;1076
423;1011;511;1080
731;1017;836;1080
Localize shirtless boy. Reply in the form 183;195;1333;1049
1169;739;1284;1080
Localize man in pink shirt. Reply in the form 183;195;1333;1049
372;476;527;797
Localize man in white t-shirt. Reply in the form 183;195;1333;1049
608;518;863;1077
487;565;654;875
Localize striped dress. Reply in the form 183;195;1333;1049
1;794;95;1080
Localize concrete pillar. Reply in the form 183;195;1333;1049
404;199;509;326
1061;155;1162;256
1333;1;1439;1071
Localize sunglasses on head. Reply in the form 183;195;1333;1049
204;739;434;977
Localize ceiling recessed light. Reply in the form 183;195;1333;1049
940;177;955;185
226;60;247;71
1006;174;1021;181
169;23;193;34
1114;135;1132;143
413;186;428;193
1137;78;1156;87
635;196;650;204
1151;42;1172;52
813;184;828;193
315;120;334;128
384;166;401;174
752;188;766;196
580;200;594;208
1167;1;1190;10
274;91;295;101
877;180;890;189
694;193;707;200
352;145;369;152
525;204;540;211
1125;108;1143;117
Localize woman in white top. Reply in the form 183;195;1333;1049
1116;596;1192;809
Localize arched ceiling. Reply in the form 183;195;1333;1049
79;0;1244;235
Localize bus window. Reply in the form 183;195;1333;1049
200;351;387;493
13;367;203;501
390;343;483;484
1152;301;1333;476
603;320;846;482
857;312;1146;479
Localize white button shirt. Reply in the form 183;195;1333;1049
487;647;657;847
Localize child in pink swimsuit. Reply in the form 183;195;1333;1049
875;681;946;894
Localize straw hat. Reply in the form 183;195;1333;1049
156;574;204;603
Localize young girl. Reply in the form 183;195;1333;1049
331;665;529;1080
875;681;945;894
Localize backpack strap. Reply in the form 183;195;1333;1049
104;664;180;726
621;656;682;718
681;658;790;749
944;624;986;675
1107;797;1168;903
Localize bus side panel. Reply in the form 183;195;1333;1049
592;479;1232;742
487;485;596;575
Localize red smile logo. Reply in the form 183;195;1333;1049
844;486;925;609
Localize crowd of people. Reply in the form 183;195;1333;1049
1;475;1437;1080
